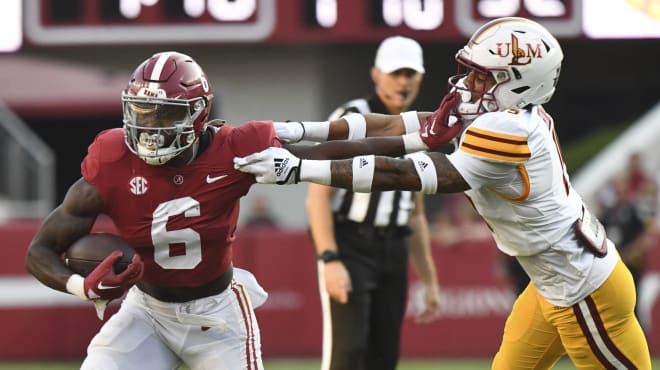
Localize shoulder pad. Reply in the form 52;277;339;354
459;111;531;163
87;128;128;163
81;128;128;182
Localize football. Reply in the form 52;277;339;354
64;232;136;277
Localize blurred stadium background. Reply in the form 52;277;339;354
1;0;660;368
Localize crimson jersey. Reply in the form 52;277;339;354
81;121;281;287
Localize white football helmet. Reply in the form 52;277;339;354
449;17;563;120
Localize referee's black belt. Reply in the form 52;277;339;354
335;219;411;239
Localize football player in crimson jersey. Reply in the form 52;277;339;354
25;51;281;370
235;17;652;369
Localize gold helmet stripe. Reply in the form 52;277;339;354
470;17;531;45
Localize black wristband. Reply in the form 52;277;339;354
297;121;306;142
317;250;340;263
294;159;302;184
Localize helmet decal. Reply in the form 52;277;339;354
136;87;167;98
496;34;544;66
201;75;209;92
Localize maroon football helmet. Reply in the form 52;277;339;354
122;51;214;165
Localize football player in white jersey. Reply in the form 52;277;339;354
236;17;651;369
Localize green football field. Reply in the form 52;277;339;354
1;357;659;369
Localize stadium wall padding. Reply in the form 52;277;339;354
1;219;659;360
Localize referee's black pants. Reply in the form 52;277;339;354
320;222;409;370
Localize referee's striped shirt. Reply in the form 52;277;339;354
328;96;414;228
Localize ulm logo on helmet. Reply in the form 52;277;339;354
137;87;167;98
496;34;543;66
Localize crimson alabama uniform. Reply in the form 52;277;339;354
446;106;650;369
80;121;280;370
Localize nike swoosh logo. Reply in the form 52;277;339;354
428;118;438;135
421;118;437;138
206;174;228;183
97;283;120;290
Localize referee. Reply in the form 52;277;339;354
306;36;442;370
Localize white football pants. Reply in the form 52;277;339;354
81;268;267;370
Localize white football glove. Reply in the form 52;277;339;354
234;147;302;185
272;122;304;144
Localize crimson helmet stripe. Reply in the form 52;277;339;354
470;17;530;45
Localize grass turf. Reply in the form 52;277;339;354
2;357;659;369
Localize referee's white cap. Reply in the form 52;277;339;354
374;36;425;74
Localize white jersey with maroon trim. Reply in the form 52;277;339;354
446;106;618;306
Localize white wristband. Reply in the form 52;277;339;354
344;114;367;140
352;155;375;193
272;121;304;143
299;160;332;185
406;152;438;194
402;132;430;153
401;111;421;133
66;274;89;301
301;121;330;142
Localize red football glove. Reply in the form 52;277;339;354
84;251;144;300
419;91;462;150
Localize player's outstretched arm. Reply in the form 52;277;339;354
285;136;407;161
274;113;423;143
283;96;463;160
234;147;470;193
274;91;460;144
325;153;469;194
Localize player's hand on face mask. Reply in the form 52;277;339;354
323;261;352;304
419;91;463;149
234;147;301;185
84;252;144;301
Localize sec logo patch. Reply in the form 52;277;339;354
129;176;149;195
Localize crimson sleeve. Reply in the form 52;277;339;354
231;121;283;157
